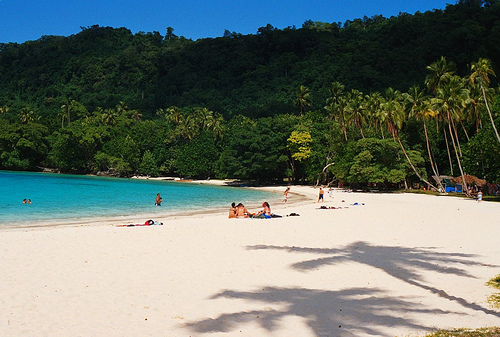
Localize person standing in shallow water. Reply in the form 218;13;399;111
155;193;162;206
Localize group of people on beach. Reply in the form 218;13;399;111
229;201;272;219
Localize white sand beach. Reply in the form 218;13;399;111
1;187;499;337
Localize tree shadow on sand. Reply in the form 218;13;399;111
248;241;500;318
184;242;499;336
184;286;457;336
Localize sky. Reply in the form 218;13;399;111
0;0;453;44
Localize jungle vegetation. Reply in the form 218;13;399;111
1;0;499;191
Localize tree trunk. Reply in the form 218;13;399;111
396;133;438;191
443;124;454;176
447;112;469;196
341;120;348;141
459;118;470;141
481;82;500;145
423;120;444;192
451;117;463;158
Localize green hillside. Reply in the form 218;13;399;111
0;0;499;190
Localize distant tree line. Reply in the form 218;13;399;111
0;0;499;191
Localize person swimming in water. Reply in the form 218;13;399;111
155;193;162;206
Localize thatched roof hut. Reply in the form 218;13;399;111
452;174;486;187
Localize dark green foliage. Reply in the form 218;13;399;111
463;120;500;181
1;2;500;117
175;131;219;179
335;138;414;187
0;2;499;187
0;120;49;170
217;115;294;181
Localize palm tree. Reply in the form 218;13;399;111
195;107;213;129
465;80;485;133
130;110;143;121
469;58;500;144
325;82;348;140
115;101;129;116
383;92;438;190
425;57;456;176
425;56;455;95
18;107;34;124
295;85;312;116
60;98;77;128
208;112;224;140
345;89;366;138
405;86;444;192
0;105;8;118
431;76;470;195
366;92;385;138
101;108;118;126
165;106;183;125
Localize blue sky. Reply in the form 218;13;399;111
0;0;452;44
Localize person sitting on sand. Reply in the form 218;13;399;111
229;202;237;218
155;193;162;206
257;202;272;218
235;203;250;218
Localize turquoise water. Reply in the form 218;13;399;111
0;171;278;228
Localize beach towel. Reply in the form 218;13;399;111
117;220;163;227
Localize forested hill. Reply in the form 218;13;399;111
1;0;499;119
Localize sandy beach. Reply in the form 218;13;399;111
1;186;499;336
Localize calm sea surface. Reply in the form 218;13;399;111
0;171;278;228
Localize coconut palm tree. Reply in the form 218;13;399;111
425;57;456;175
325;82;348;140
365;92;385;138
0;105;8;118
165;106;183;125
130;110;143;121
101;108;118;126
345;89;366;139
115;101;129;116
465;80;485;133
469;58;500;144
383;91;438;190
208;112;224;140
60;98;75;128
405;86;444;192
430;76;470;195
18;107;34;124
425;56;455;95
295;85;312;116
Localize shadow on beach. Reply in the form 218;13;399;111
184;286;442;336
184;241;499;336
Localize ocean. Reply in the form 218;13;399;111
0;171;278;228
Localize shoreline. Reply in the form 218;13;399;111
0;183;311;232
